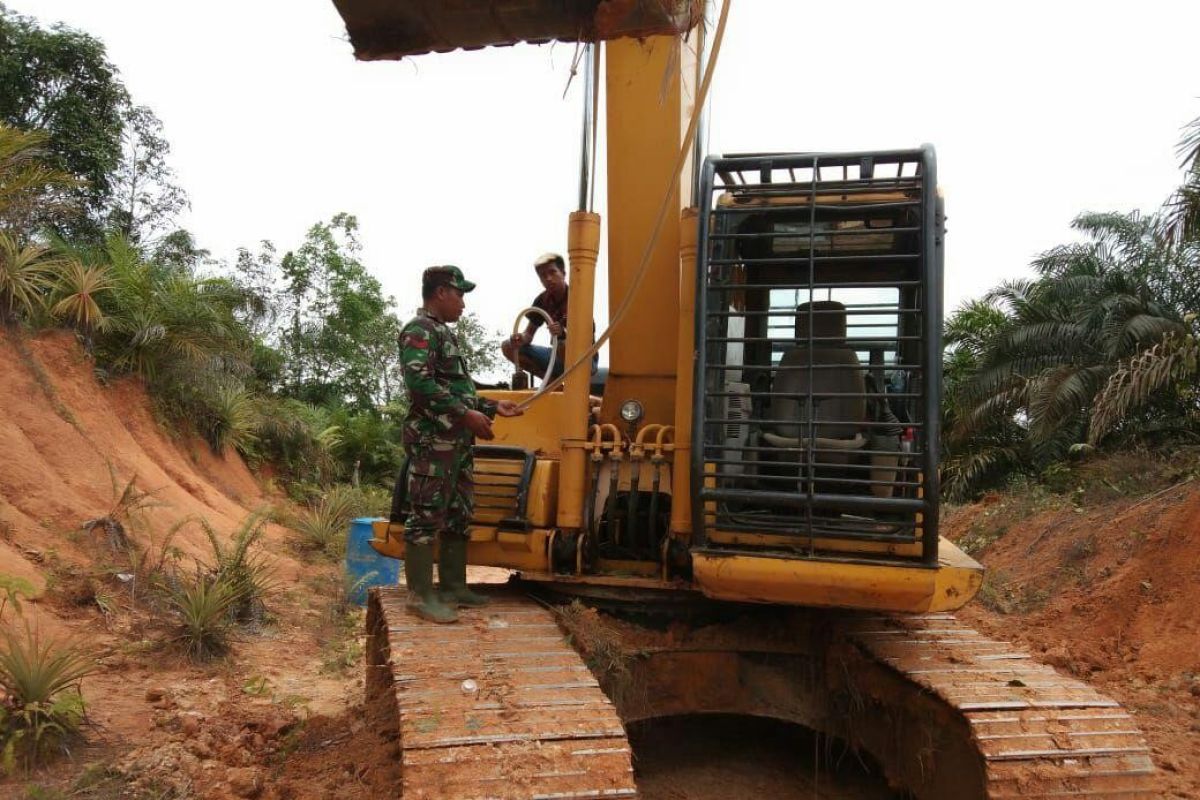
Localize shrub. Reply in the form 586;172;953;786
203;383;258;454
289;484;361;558
81;471;164;553
0;233;61;323
48;259;110;340
0;626;96;773
160;571;240;660
200;513;274;622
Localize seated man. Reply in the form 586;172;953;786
502;252;596;380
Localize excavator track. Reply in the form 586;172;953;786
368;584;1156;798
846;613;1157;799
366;586;637;800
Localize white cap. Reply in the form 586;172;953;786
533;252;563;268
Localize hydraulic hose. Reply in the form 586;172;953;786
511;306;560;398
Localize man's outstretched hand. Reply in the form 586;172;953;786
496;400;524;418
463;409;495;440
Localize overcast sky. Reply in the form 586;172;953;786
20;0;1200;374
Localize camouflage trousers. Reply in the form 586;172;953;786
401;438;475;545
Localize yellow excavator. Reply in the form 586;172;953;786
330;2;1158;797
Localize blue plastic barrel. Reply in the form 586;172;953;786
345;517;401;606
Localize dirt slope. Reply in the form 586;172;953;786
946;468;1200;800
0;329;278;575
0;329;385;799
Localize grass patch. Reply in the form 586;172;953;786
0;626;97;774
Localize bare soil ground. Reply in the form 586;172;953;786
2;330;1196;798
944;454;1200;800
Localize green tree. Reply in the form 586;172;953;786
0;5;126;235
1163;113;1200;245
107;104;189;243
453;311;502;377
943;211;1196;496
245;214;402;409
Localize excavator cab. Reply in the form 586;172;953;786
685;149;983;610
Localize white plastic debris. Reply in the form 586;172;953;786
461;679;478;695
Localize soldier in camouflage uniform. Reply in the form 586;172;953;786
397;265;522;623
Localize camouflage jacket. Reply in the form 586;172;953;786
399;309;497;446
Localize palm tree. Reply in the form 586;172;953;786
947;211;1188;485
0;125;78;235
1162;113;1200;245
87;232;250;380
49;259;112;346
941;299;1028;497
0;233;63;323
0;125;80;325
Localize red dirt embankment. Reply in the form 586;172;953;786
0;329;396;799
0;329;274;582
946;474;1200;800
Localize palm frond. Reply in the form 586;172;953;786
941;443;1024;500
0;234;63;322
1088;332;1200;444
49;259;112;335
1026;364;1109;444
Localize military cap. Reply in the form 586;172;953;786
422;264;476;293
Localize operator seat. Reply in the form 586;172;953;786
764;301;867;467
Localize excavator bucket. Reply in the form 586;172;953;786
331;0;701;60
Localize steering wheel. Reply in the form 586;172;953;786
511;306;561;391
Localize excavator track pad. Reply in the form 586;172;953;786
847;613;1157;798
367;586;637;799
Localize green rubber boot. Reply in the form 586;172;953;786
404;543;458;623
438;538;490;607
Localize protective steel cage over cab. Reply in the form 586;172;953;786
692;147;944;565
